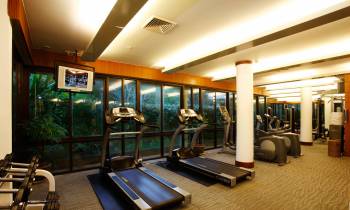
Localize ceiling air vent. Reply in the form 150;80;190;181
143;16;177;34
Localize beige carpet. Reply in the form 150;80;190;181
31;143;350;210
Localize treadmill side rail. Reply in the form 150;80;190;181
239;167;255;179
139;167;191;205
219;173;236;187
108;172;151;210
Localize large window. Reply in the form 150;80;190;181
193;88;200;112
163;85;181;131
140;83;161;157
29;73;69;134
72;79;104;137
202;90;215;147
215;92;226;147
140;83;161;128
23;71;239;173
108;78;122;110
124;80;136;108
184;87;192;109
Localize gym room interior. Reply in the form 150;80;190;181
1;0;350;209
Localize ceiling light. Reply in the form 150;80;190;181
157;0;347;71
255;37;350;72
167;92;180;97
264;69;317;84
268;88;301;95
76;0;117;35
141;87;156;95
270;92;317;98
276;95;321;102
264;77;339;90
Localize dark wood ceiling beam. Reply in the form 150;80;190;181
165;6;350;74
81;0;147;61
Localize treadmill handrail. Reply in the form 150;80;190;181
110;131;142;136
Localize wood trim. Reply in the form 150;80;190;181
8;0;32;60
30;49;274;94
235;60;252;66
235;160;254;168
300;142;313;146
31;50;237;91
343;74;350;156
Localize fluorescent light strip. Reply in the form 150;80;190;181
269;92;317;98
276;95;321;102
157;0;347;71
141;87;156;95
264;77;339;90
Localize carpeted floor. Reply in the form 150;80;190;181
31;143;350;210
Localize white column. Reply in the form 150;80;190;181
0;0;12;206
235;61;254;168
300;87;313;145
324;96;331;130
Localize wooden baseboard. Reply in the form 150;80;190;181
235;160;254;168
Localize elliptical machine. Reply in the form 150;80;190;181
219;106;288;165
262;114;301;157
218;106;236;154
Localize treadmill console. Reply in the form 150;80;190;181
107;107;145;124
178;109;203;123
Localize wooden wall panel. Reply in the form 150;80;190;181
8;0;32;58
31;49;247;92
344;74;350;156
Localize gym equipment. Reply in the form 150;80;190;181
167;108;254;187
262;114;301;157
218;106;288;165
0;154;59;210
102;107;191;210
218;106;236;154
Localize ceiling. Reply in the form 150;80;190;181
23;0;350;86
23;0;116;53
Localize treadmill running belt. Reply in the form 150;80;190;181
184;157;249;178
115;168;183;208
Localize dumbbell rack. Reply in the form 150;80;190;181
0;154;60;210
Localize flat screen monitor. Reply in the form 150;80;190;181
57;65;94;92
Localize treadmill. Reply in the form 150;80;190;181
102;107;191;210
167;109;254;187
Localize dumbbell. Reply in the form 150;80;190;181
0;155;39;178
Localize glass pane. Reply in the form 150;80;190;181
258;96;266;116
72;79;104;137
163;86;181;131
28;73;69;141
124;80;137;131
108;78;122;110
216;92;226;128
193;88;200;112
184;87;192;109
124;79;136;108
110;140;122;157
43;144;70;173
73;142;102;170
202;90;215;147
216;128;224;147
202;130;215;148
125;137;136;156
163;135;181;156
202;90;215;127
140;83;161;131
141;136;161;158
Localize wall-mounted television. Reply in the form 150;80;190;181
56;62;95;92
